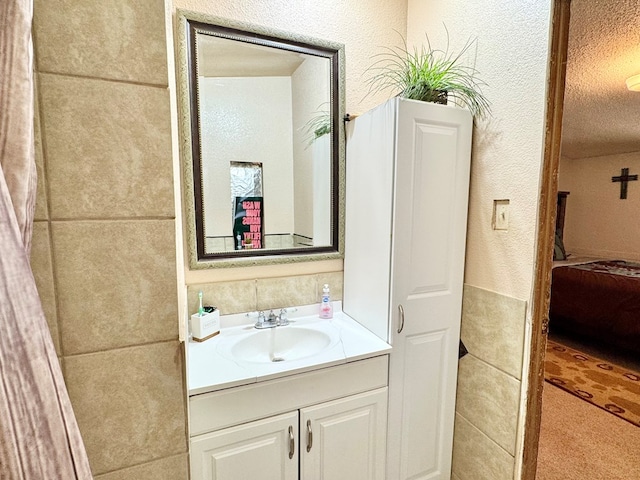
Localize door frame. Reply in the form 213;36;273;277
521;0;571;478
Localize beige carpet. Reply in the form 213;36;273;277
544;340;640;426
536;384;640;480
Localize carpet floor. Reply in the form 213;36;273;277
536;384;640;480
544;340;640;427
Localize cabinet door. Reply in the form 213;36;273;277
300;388;387;480
190;411;299;480
387;100;472;480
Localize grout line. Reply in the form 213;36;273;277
62;338;180;359
34;63;66;358
463;351;523;383
253;279;258;311
93;451;187;478
37;69;169;90
454;411;516;460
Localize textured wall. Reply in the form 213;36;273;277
407;0;552;302
199;77;295;237
174;0;407;115
291;56;331;239
174;0;408;285
559;152;640;261
31;0;188;478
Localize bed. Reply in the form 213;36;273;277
549;259;640;356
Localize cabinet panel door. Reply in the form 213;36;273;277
190;411;298;480
300;388;387;480
387;100;472;480
343;100;396;341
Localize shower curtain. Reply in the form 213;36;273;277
0;0;92;478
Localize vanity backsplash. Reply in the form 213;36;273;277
187;271;343;319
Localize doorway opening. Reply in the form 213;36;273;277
524;0;640;477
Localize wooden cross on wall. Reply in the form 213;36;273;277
611;167;638;199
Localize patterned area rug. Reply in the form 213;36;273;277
544;340;640;427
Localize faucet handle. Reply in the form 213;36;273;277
247;310;266;328
278;308;292;326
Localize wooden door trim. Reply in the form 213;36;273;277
521;1;571;478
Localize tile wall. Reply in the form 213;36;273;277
30;0;188;478
452;284;527;480
186;272;344;319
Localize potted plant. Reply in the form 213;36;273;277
365;27;491;118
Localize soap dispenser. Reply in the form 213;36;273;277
319;284;333;319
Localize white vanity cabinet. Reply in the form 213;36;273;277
190;411;299;480
300;389;387;480
189;356;388;480
344;98;473;480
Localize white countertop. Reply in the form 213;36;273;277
187;305;391;396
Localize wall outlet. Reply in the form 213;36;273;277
493;200;509;230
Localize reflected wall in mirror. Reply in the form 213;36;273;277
176;10;345;268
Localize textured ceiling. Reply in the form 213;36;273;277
561;0;640;159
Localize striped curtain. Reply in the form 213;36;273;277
0;0;92;477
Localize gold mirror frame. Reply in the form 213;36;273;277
176;10;346;269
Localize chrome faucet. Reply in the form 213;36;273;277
252;308;293;329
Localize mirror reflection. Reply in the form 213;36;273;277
179;14;345;266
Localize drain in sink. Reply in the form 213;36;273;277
271;357;285;362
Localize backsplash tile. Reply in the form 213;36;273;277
187;280;257;316
33;0;168;86
460;285;526;379
64;342;187;475
256;275;317;311
451;414;514;480
455;354;521;455
187;271;344;321
39;73;174;219
52;220;178;355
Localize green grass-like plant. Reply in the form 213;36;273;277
365;28;491;118
302;110;331;148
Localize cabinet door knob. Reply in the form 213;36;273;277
398;304;405;334
306;419;313;452
288;425;295;459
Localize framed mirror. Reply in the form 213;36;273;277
176;10;345;268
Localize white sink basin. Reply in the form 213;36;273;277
220;326;338;364
188;309;393;395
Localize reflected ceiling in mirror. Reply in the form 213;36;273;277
176;11;345;268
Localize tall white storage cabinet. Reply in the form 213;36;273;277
343;97;472;480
